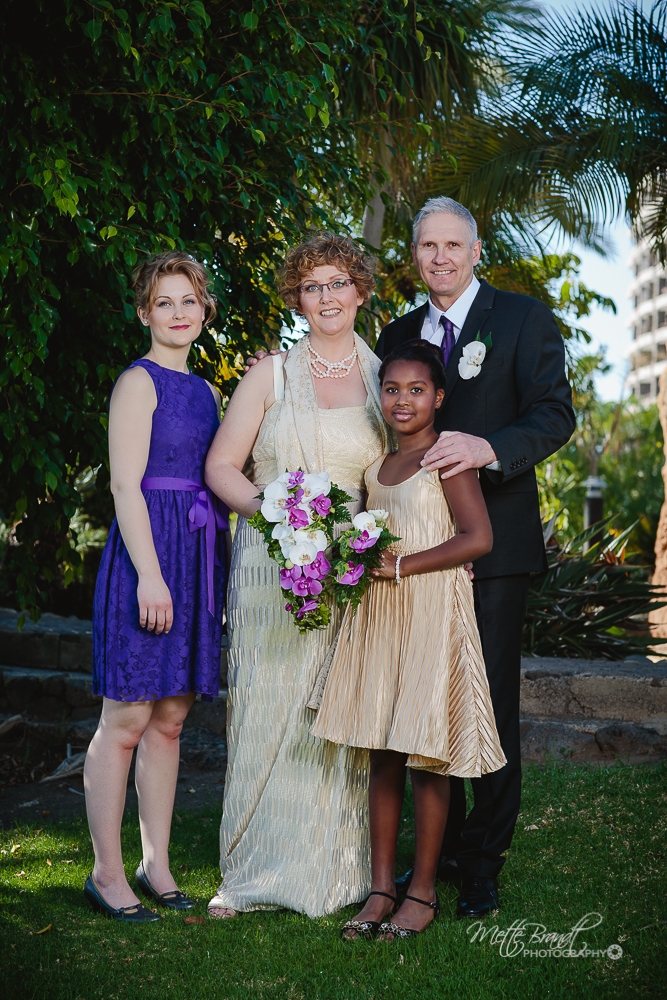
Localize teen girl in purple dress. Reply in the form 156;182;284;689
84;252;227;922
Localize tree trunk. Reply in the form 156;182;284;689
361;130;391;250
361;190;386;249
649;368;667;641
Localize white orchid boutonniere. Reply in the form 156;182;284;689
458;331;493;380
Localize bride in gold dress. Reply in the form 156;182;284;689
204;233;388;918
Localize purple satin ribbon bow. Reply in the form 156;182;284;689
140;477;229;617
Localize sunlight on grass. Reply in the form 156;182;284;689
1;763;665;1000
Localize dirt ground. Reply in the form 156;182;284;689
0;720;226;828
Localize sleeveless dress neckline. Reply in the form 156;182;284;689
139;356;192;377
375;461;426;489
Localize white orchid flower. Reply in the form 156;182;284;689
301;472;332;499
458;341;487;380
287;539;319;565
294;527;328;552
272;523;295;541
367;509;389;524
352;511;381;540
277;472;292;484
260;479;289;522
352;511;376;532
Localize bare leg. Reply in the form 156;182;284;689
135;692;195;894
84;697;154;909
382;768;450;935
342;749;407;938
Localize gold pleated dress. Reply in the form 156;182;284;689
311;458;507;778
212;348;386;917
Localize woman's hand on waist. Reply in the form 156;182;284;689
137;573;173;634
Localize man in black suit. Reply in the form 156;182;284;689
379;197;575;918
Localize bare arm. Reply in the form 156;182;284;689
205;355;277;518
108;367;172;634
371;469;492;579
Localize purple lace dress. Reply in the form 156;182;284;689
92;358;226;702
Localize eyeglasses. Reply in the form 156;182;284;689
299;278;356;297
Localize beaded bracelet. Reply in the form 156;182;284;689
395;554;403;583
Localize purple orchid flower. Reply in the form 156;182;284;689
284;602;293;612
296;599;319;620
307;578;323;596
291;576;311;597
280;565;303;589
349;530;377;553
338;561;364;586
312;550;331;577
287;506;310;529
288;471;305;488
285;488;305;507
310;494;332;517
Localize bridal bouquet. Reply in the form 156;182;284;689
248;470;399;632
248;470;354;632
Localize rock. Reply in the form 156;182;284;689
66;718;99;745
595;722;663;755
65;677;97;708
519;719;601;762
4;675;42;712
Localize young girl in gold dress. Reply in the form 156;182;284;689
311;339;506;940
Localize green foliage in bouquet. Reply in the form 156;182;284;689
329;523;401;614
523;522;666;660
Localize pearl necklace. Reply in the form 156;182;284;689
307;340;358;379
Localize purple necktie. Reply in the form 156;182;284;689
440;315;456;367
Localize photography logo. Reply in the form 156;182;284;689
467;912;623;960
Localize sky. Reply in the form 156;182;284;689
538;1;652;401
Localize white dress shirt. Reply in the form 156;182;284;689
419;273;501;472
421;274;481;345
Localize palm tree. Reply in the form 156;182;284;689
334;0;540;247
423;0;667;257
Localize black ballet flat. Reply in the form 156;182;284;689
378;892;441;941
340;890;399;941
84;873;161;923
135;861;195;910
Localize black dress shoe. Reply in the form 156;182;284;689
456;876;500;918
84;874;161;922
136;861;195;910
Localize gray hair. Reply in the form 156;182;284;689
412;197;478;245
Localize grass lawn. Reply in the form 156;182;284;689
1;761;666;1000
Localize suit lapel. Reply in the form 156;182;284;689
445;279;495;396
402;302;428;341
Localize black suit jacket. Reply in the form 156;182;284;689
375;279;576;578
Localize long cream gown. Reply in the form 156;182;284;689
213;340;385;917
311;459;506;778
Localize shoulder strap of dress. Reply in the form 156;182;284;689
272;352;285;402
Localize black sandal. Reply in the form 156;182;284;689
378;892;441;941
340;890;399;941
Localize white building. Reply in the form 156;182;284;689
626;240;667;405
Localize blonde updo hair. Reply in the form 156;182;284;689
133;251;217;324
278;232;377;310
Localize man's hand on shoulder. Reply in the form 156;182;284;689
422;431;497;480
244;348;280;374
